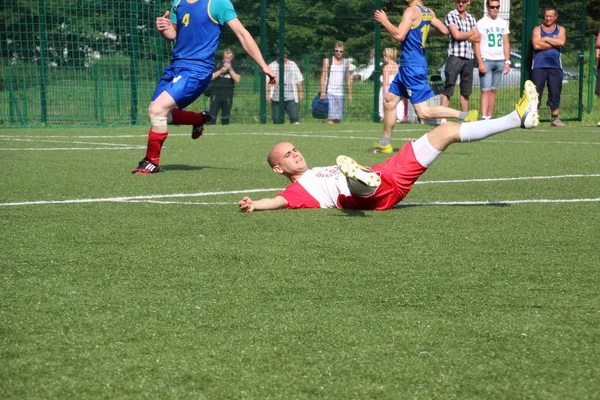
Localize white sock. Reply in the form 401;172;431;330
412;134;442;167
459;111;520;142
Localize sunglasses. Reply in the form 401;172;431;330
456;0;468;3
335;50;344;53
488;5;500;9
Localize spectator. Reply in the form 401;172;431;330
378;48;408;123
267;49;304;124
353;48;375;81
208;48;240;125
320;42;353;124
531;7;567;127
595;26;600;127
474;0;511;120
440;0;480;122
132;5;275;174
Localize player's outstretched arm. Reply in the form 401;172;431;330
226;18;276;85
238;196;288;212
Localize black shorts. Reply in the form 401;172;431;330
531;68;563;109
442;55;474;97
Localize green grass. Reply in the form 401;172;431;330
1;122;599;399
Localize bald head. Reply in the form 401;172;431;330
266;142;309;182
267;142;294;168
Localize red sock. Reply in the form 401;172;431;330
170;108;206;126
145;129;168;165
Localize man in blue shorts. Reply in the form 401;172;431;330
371;0;478;154
132;0;276;174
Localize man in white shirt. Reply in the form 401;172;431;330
320;42;352;124
474;0;511;120
267;49;304;124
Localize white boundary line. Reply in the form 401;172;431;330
2;174;599;207
118;198;600;207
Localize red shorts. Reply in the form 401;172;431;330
337;140;427;210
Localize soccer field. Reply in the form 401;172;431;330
1;122;599;398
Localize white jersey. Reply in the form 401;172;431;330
267;59;304;102
476;16;510;60
326;59;349;96
277;166;351;209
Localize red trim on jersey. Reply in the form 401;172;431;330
278;181;321;209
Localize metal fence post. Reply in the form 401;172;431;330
373;0;382;123
259;0;268;124
38;0;48;124
129;6;139;126
277;0;286;124
520;0;539;91
587;35;595;113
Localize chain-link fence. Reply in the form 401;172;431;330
0;0;590;127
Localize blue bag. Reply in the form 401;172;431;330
312;94;329;119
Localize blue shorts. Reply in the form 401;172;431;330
480;59;504;91
389;65;434;105
152;65;212;109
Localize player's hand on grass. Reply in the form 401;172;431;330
238;196;255;212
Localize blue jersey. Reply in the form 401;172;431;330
168;0;237;72
532;25;562;69
400;5;432;67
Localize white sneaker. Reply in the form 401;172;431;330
336;155;381;188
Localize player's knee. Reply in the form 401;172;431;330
148;112;168;128
383;98;398;111
415;107;431;120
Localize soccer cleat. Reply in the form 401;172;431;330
367;142;393;154
336;155;381;188
191;111;213;139
551;118;565;127
132;158;160;174
515;80;539;129
463;110;479;122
